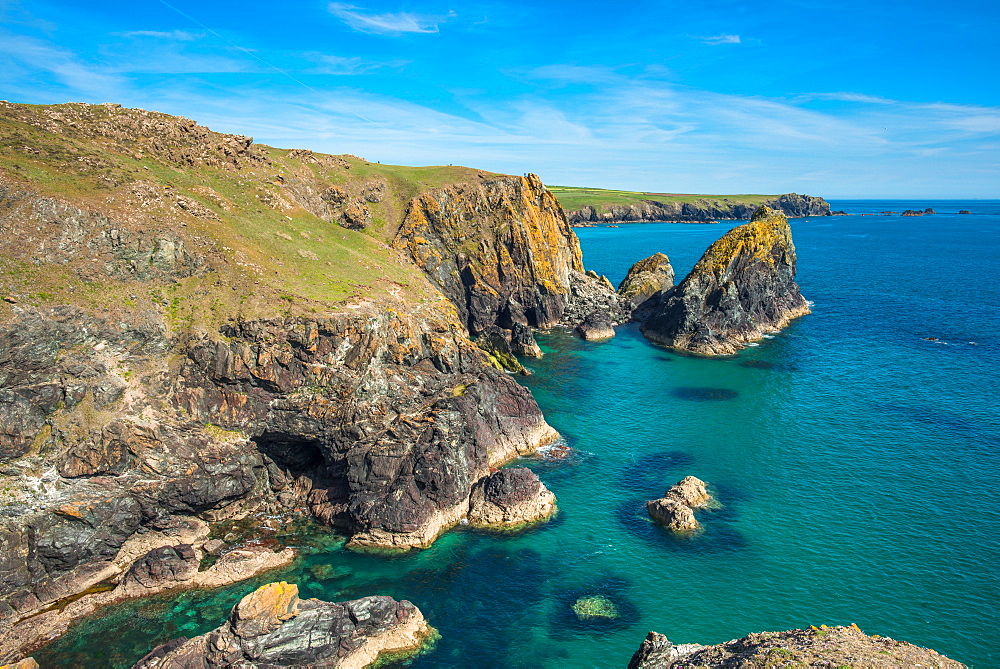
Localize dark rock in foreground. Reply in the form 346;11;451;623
133;582;431;668
628;625;966;668
640;206;810;355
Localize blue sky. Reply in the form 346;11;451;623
1;0;997;197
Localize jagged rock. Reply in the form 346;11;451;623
132;582;431;668
393;174;583;334
121;544;197;593
467;468;555;527
924;208;936;214
640;206;810;355
646;476;712;531
629;625;966;668
565;193;830;224
510;322;542;358
576;311;616;340
475;326;528;374
901;209;924;216
618;253;675;320
339;201;371;229
628;632;707;669
561;270;628;327
0;658;39;669
959;210;971;214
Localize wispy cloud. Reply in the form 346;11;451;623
304;52;406;75
117;30;201;41
0;30;122;98
700;34;741;45
327;3;455;35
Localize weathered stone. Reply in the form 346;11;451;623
121;545;197;593
393;174;583;334
475;326;528;374
645;476;712;532
509;322;542;358
467;468;556;527
561;270;628;327
641;206;810;355
576;311;616;340
617;252;675;320
629;625;966;668
133;583;431;668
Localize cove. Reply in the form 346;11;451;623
37;201;1000;668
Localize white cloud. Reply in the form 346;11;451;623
117;30;200;41
327;3;455;35
0;30;122;98
700;34;741;45
304;52;406;75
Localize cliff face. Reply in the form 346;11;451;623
567;193;830;224
393;174;585;334
640;206;810;355
0;102;562;640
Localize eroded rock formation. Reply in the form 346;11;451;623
133;582;431;668
467;468;556;528
617;253;675;321
646;476;712;532
627;625;966;668
640;206;810;355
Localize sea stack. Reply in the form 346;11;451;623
640;206;809;355
645;476;712;531
617;252;675;321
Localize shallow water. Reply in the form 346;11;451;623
37;201;1000;667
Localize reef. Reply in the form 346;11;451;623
133;582;431;668
627;625;966;668
640;206;810;355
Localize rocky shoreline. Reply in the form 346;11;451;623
565;192;830;224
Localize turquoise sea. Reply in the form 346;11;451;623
38;201;1000;668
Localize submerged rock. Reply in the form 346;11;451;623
467;468;556;528
646;476;712;531
572;595;619;621
617;252;675;320
640;206;810;355
133;582;431;668
627;624;966;668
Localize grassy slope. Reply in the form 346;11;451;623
0;103;498;329
546;185;775;213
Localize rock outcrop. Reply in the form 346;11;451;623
510;322;543;358
576;311;616;340
133;582;431;668
467;468;556;528
393;174;584;334
475;326;529;374
640;206;810;355
617;253;675;321
645;476;712;531
565;193;830;224
627;625;966;668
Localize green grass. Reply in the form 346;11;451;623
546;184;776;213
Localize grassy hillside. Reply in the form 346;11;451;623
546;185;775;212
0;102;501;328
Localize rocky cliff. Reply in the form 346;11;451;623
0;101;567;652
566;193;830;224
640;206;810;355
628;625;965;668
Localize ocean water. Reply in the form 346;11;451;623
37;201;1000;668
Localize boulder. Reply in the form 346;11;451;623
121;544;198;594
617;252;675;320
133;582;431;668
562;270;629;327
576;311;616;341
646;476;712;531
641;206;810;355
467;468;556;527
